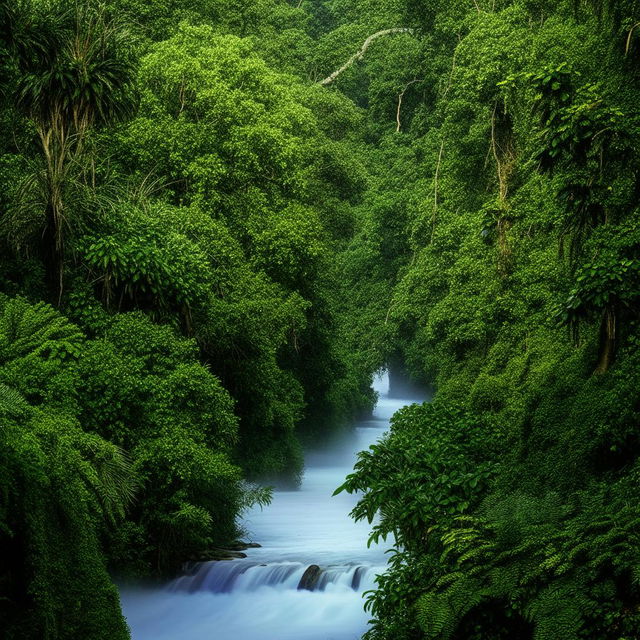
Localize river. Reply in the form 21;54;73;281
119;371;423;640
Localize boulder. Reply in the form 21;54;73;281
297;564;322;591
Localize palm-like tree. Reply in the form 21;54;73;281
4;0;137;301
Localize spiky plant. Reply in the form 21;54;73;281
5;0;137;301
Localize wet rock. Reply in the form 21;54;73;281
297;564;322;591
227;541;262;551
351;566;366;590
207;549;248;561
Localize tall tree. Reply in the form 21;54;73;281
6;0;136;301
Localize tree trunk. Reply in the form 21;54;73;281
39;126;66;304
41;203;63;303
594;306;616;374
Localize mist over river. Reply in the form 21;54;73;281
119;372;424;640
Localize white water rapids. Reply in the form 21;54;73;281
119;372;424;640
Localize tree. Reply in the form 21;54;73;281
7;0;136;301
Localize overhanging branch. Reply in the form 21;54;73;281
319;28;415;86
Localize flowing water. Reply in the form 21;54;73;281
120;372;423;640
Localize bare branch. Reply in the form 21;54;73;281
396;79;421;133
319;28;415;86
625;22;640;57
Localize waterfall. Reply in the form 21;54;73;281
167;561;380;594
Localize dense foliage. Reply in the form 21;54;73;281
330;1;640;639
1;0;640;638
0;0;373;637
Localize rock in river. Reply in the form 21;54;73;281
297;565;322;591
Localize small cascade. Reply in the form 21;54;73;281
168;560;380;595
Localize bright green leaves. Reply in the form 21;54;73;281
133;432;248;561
248;203;326;291
80;204;211;316
413;487;640;640
104;24;369;464
122;26;316;210
0;296;83;408
0;297;131;640
13;1;137;131
4;0;138;298
337;401;496;550
72;311;255;571
0;296;83;364
501;61;637;266
322;2;640;640
554;223;640;372
334;401;497;640
0;410;132;640
561;256;640;328
0;292;260;590
529;70;626;171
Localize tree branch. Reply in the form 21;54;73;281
625;22;640;56
431;138;445;243
396;79;421;132
319;28;415;86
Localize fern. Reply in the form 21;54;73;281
416;593;455;639
0;383;30;417
0;296;83;364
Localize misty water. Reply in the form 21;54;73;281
119;371;424;640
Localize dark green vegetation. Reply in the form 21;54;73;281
332;1;640;639
0;1;373;637
1;0;639;639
